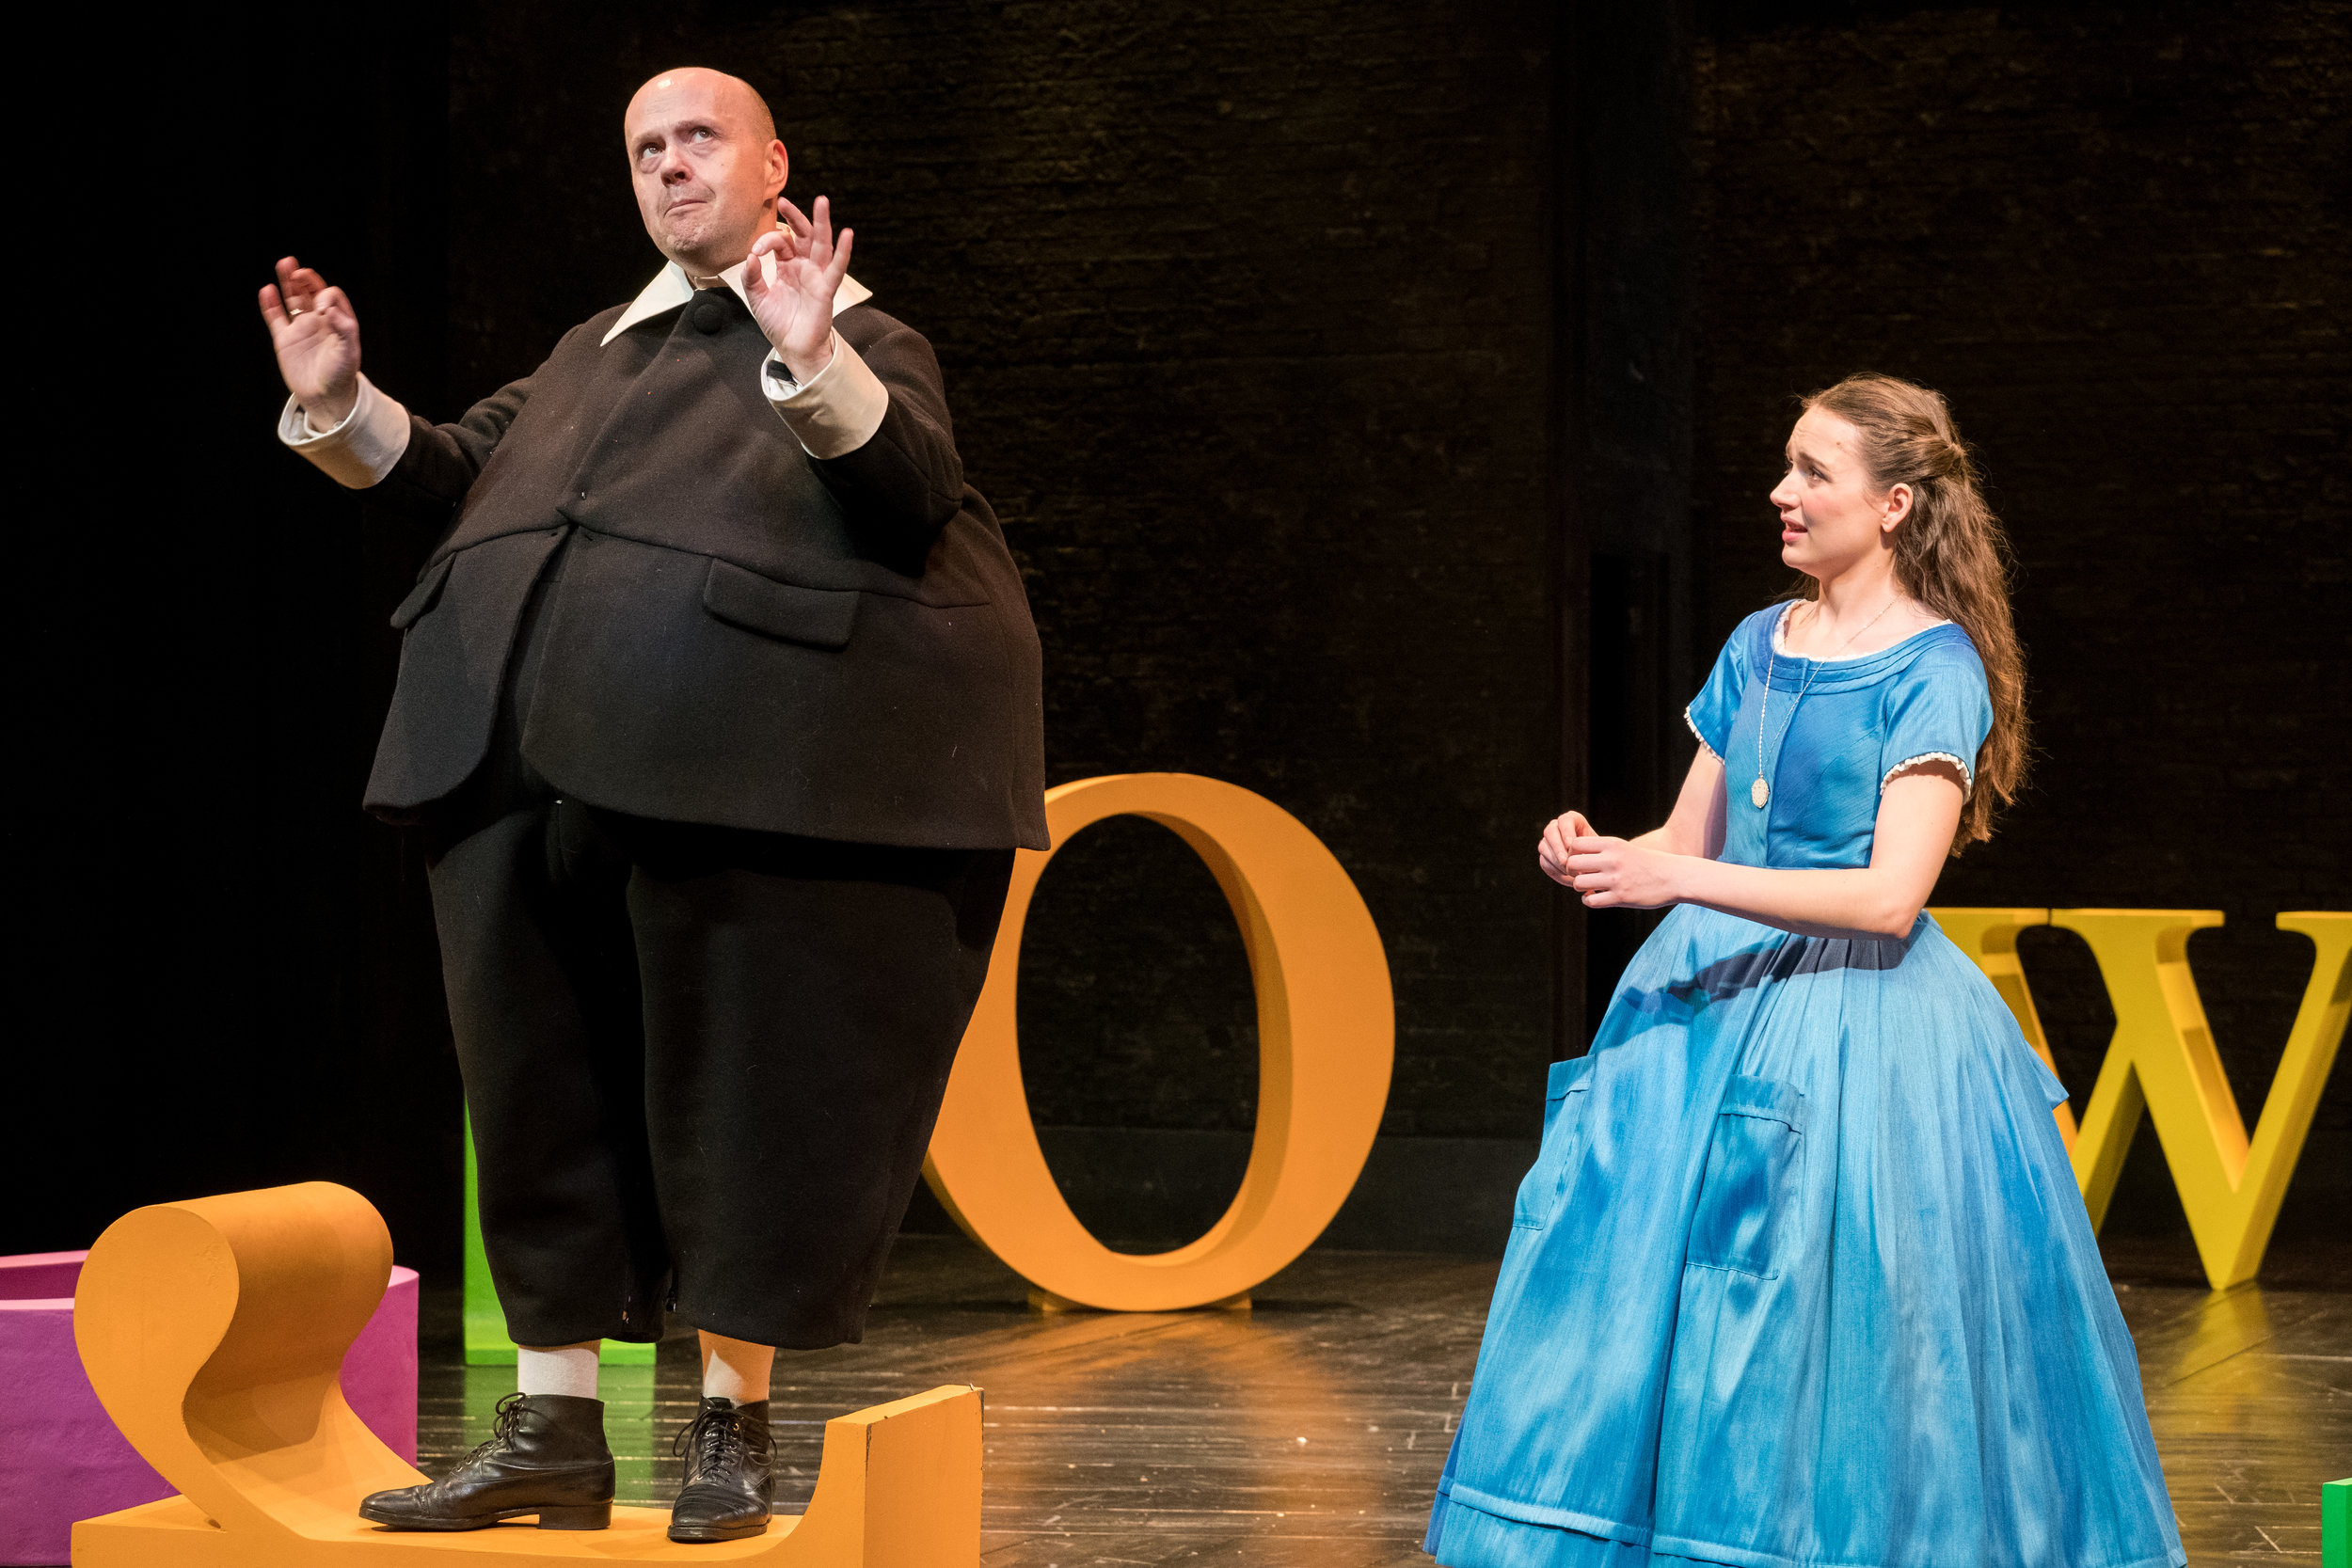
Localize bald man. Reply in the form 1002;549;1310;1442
262;69;1045;1542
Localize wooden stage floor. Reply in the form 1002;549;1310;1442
418;1237;2349;1565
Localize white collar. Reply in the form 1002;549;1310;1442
600;257;873;346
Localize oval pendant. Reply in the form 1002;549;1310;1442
1751;777;1771;809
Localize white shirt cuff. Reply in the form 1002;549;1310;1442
761;332;889;460
277;373;412;489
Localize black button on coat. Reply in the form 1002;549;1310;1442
363;291;1048;850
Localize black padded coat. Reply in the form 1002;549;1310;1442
360;287;1048;851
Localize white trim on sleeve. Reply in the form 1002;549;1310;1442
1683;705;1724;765
277;373;411;489
761;331;889;460
1882;751;1975;798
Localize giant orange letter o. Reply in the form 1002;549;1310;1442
922;773;1395;1309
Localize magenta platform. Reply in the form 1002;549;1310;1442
0;1250;420;1567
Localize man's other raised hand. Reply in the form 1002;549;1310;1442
747;195;853;384
260;257;362;430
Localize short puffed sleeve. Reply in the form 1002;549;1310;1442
1683;612;1760;761
1878;643;1994;797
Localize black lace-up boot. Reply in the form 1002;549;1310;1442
358;1392;614;1531
667;1396;774;1544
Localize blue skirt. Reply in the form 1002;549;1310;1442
1426;907;2183;1568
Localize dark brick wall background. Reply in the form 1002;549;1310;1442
1688;0;2350;1252
9;0;2341;1278
421;0;2345;1262
436;0;1565;1146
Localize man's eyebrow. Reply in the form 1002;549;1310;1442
633;119;722;148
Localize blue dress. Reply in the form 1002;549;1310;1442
1426;607;2183;1568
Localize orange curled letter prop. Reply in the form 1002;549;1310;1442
72;1182;984;1565
922;773;1395;1310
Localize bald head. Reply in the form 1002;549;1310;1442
624;67;787;277
629;68;774;145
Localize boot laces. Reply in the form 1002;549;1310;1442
426;1392;531;1493
675;1402;747;1481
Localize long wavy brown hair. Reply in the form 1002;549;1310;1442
1796;373;2028;853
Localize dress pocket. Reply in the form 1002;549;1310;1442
1512;1055;1596;1230
1686;1073;1805;1277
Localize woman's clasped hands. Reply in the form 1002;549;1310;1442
1538;812;1679;910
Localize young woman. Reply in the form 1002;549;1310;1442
1426;375;2182;1568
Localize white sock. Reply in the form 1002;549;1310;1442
699;1332;774;1404
516;1343;600;1401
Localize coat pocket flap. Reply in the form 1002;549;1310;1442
389;556;454;630
702;558;860;649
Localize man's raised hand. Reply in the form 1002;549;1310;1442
746;195;853;384
259;257;362;430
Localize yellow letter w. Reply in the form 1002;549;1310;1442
1937;908;2351;1291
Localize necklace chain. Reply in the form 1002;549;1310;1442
1752;597;1900;810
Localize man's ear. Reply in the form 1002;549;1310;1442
767;140;789;209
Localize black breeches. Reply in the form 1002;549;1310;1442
424;755;1010;1351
